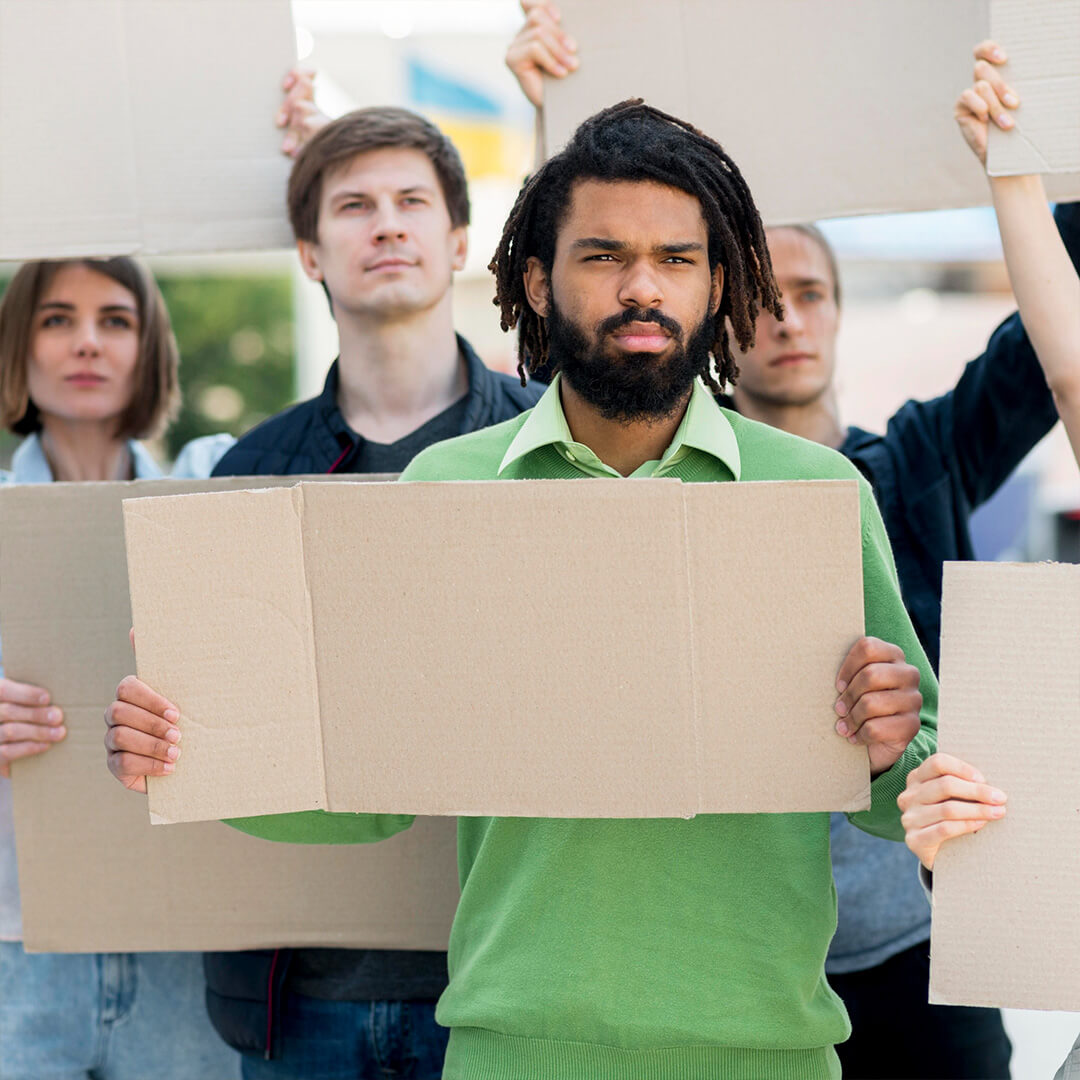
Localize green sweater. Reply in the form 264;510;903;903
228;388;938;1080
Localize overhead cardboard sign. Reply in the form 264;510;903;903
123;478;871;825
543;0;1080;224
0;0;295;259
930;562;1080;1012
0;477;459;954
988;0;1080;176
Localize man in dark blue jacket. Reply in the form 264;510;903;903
207;106;542;1079
717;204;1079;1079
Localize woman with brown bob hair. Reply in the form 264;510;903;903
0;256;238;1079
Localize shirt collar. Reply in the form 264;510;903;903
10;433;162;482
498;373;741;479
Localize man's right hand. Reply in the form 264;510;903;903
506;0;578;108
0;678;65;778
104;676;182;793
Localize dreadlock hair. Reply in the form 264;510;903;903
490;99;783;389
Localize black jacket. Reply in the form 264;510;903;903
839;202;1079;672
212;335;540;477
204;335;543;1059
720;203;1079;673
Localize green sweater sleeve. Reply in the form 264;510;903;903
844;479;938;842
225;810;415;845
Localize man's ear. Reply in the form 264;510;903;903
710;264;725;317
296;239;324;283
449;226;468;273
523;256;551;317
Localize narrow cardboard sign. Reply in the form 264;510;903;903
0;0;295;259
124;479;871;826
930;562;1080;1012
543;0;1080;224
0;478;459;954
988;0;1080;176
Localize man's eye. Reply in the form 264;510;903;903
584;254;615;262
801;290;824;302
401;197;427;207
664;257;691;264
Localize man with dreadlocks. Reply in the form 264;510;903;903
107;100;936;1079
508;10;1080;1079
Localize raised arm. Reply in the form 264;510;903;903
957;41;1080;464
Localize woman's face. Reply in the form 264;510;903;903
26;264;140;429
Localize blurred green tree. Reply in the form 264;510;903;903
156;274;295;458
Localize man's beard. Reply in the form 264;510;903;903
546;300;715;423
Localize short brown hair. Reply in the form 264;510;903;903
0;258;180;439
287;107;471;243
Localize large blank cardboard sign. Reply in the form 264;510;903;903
0;478;459;954
930;563;1080;1012
123;479;871;825
0;0;295;259
544;0;1080;224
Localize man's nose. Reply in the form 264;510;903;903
773;299;803;337
372;200;408;242
617;261;663;309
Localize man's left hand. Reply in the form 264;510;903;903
834;637;922;777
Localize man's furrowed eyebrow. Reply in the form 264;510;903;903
570;238;705;255
571;237;627;252
655;242;705;255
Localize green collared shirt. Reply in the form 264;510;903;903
233;377;940;1080
498;374;741;480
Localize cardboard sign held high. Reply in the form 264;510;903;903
123;478;872;826
543;0;1080;225
0;0;295;259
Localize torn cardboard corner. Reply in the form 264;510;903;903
125;478;872;826
988;0;1080;176
930;562;1080;1013
0;0;295;259
0;476;458;954
543;0;1080;224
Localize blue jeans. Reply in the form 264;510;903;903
0;942;240;1080
240;994;447;1080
